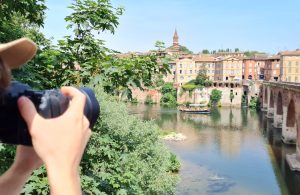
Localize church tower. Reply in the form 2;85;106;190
173;29;180;51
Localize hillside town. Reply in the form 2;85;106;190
121;30;300;85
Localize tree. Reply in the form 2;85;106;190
179;45;193;54
210;89;222;106
155;41;166;52
235;48;240;52
160;82;177;107
202;49;210;54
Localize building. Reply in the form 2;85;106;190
175;55;195;85
279;51;300;82
264;55;280;81
243;57;266;80
194;55;216;81
215;56;243;81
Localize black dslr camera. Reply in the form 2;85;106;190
0;81;100;146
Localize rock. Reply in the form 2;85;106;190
163;133;187;141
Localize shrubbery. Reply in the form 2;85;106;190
145;95;155;104
249;96;260;110
210;89;222;106
160;83;177;107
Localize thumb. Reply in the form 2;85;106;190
18;96;40;130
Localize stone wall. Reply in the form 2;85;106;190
177;87;243;107
131;88;162;103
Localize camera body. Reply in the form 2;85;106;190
0;81;100;146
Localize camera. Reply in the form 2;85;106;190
0;81;100;146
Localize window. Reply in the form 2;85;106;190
289;67;292;73
180;70;182;74
180;64;182;68
190;64;193;68
180;76;184;80
276;64;279;68
289;61;292;66
273;71;276;75
296;68;299;73
295;76;299;82
190;70;192;74
296;62;299;66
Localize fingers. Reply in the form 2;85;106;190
18;96;41;131
60;87;86;114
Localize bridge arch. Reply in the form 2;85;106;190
287;99;296;128
277;92;283;115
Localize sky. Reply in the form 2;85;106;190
42;0;300;54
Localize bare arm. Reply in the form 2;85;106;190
0;146;42;195
18;87;91;195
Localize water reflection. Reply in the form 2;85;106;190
127;104;300;195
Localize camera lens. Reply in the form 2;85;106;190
80;87;100;128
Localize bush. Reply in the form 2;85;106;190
131;97;138;104
21;86;178;194
160;83;176;97
160;83;177;107
210;89;222;106
160;93;177;107
145;95;154;104
249;96;260;110
168;153;180;173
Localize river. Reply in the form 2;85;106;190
127;104;300;195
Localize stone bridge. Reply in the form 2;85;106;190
262;81;300;171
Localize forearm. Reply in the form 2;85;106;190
0;163;32;195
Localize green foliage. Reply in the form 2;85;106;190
249;96;260;110
81;86;178;194
160;93;177;107
0;0;46;27
179;45;193;54
168;153;180;173
241;95;248;107
161;83;176;97
244;50;266;57
160;83;177;107
131;97;138;104
184;101;192;107
210;89;222;106
230;91;235;103
181;84;196;96
145;95;154;105
202;49;210;54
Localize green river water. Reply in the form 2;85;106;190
127;104;300;195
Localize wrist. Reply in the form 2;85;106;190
46;163;82;195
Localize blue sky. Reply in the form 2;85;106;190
42;0;300;54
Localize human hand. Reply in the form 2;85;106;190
17;87;91;195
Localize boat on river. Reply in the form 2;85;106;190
178;104;210;114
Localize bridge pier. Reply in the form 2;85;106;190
282;106;296;144
273;113;283;128
266;108;274;119
286;146;300;171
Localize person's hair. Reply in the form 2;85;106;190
0;58;11;93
